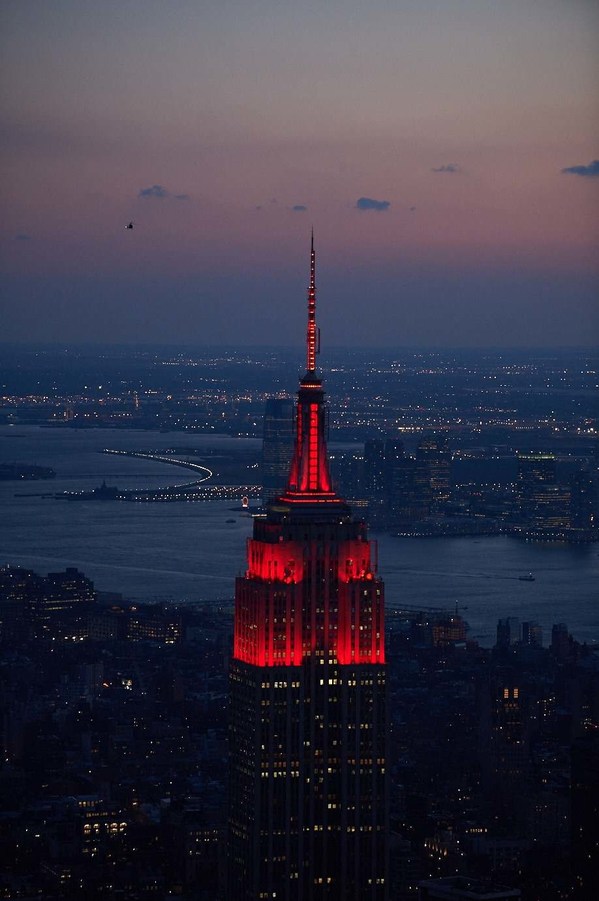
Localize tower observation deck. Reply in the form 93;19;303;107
228;236;388;900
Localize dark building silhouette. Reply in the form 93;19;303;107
364;439;386;496
496;617;520;650
262;397;295;502
479;669;534;830
571;732;599;899
387;442;423;528
521;620;543;648
516;451;570;529
228;236;388;900
0;565;95;641
551;622;573;661
416;435;451;507
363;439;388;526
569;469;596;530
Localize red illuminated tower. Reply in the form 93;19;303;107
228;235;388;900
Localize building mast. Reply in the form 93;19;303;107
307;228;317;374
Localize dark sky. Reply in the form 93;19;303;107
1;0;598;347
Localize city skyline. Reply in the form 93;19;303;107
1;0;598;347
1;234;598;896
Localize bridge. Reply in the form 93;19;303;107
100;449;262;503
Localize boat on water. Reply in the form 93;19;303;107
226;518;236;524
518;572;535;582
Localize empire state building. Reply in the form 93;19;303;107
228;236;388;901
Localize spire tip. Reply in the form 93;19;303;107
306;232;317;373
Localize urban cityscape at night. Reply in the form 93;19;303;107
2;244;598;899
2;1;598;899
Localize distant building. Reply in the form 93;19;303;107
571;732;599;898
0;565;95;641
33;567;95;636
363;438;387;525
479;669;533;829
364;439;386;496
431;614;468;647
416;435;452;506
0;565;39;643
521;621;543;648
516;452;570;528
551;622;572;660
387;443;424;527
570;470;596;530
496;617;520;649
127;606;182;643
261;397;295;501
517;451;556;490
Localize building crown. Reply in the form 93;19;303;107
280;235;340;503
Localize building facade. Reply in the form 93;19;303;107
262;397;295;502
228;237;388;900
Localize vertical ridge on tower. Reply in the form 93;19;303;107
307;228;317;373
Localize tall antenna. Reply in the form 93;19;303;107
306;229;317;373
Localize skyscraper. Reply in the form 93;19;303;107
516;452;567;526
228;236;388;900
262;397;295;502
416;435;451;507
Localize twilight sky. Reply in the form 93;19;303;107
1;0;598;348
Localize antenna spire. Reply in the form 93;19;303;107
307;230;317;373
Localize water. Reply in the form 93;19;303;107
1;425;597;647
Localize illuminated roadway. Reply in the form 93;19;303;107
100;449;261;502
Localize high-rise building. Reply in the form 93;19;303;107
262;397;295;502
228;236;388;901
495;617;520;650
516;452;571;528
386;442;423;528
0;565;95;641
363;439;386;497
521;621;543;648
363;439;387;527
550;622;572;660
416;436;451;507
571;732;599;898
479;669;533;830
569;469;596;530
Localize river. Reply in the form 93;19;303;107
1;425;597;647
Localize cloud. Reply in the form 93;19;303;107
431;163;460;173
292;204;307;212
138;184;169;199
355;196;390;212
138;184;190;200
561;160;599;178
14;233;31;241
